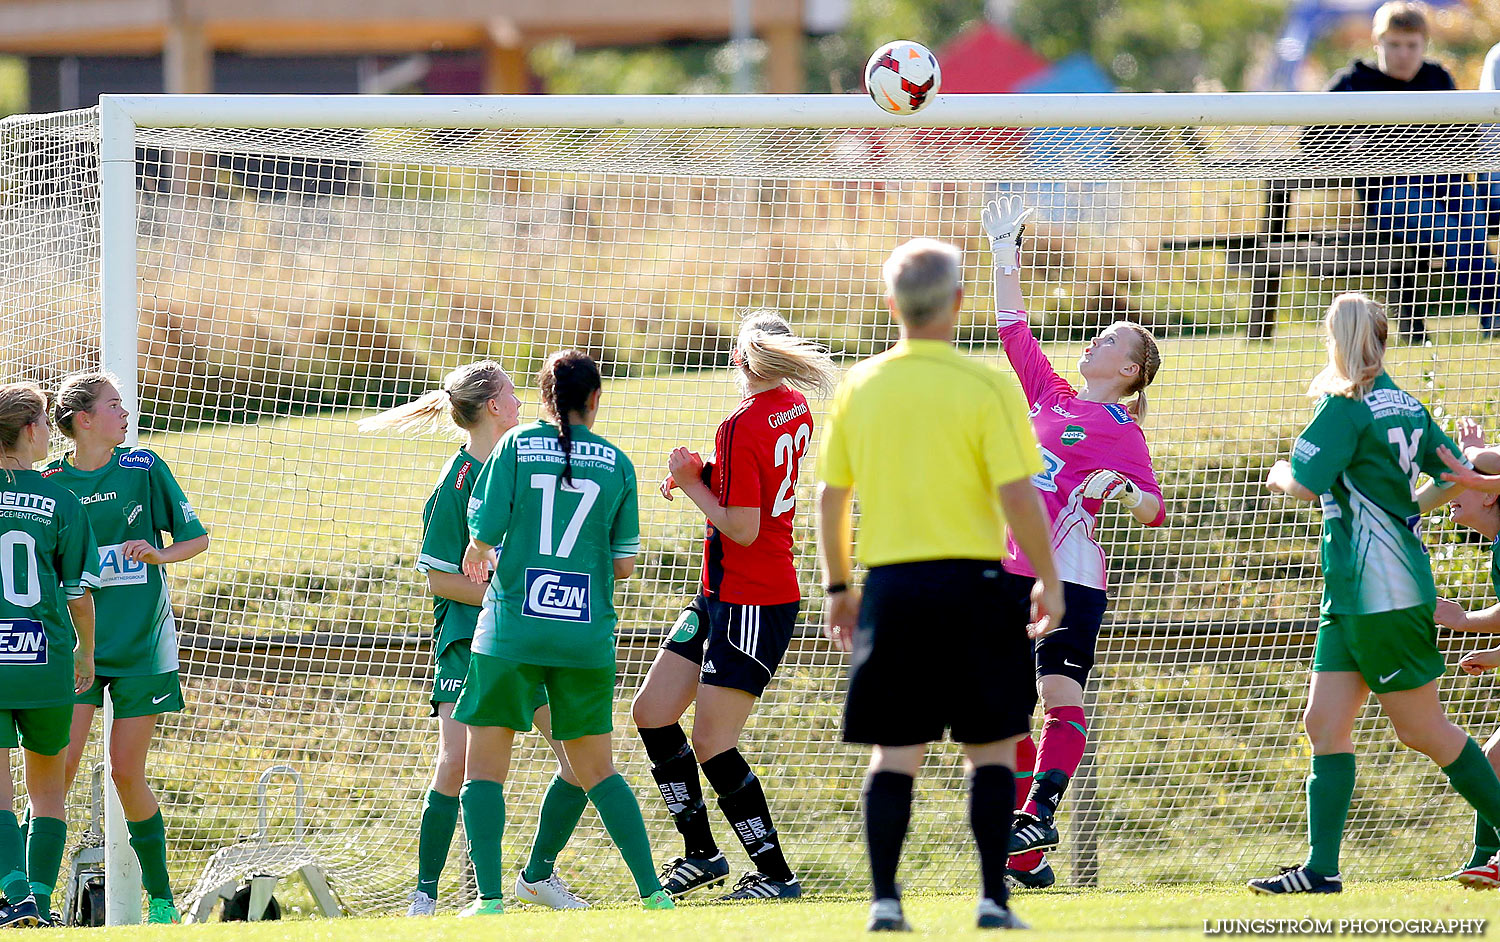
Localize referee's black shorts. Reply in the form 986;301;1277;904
842;558;1036;747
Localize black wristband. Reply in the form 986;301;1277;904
824;582;849;595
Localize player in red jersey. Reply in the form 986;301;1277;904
632;312;836;901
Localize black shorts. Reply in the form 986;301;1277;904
998;571;1110;686
661;595;800;698
843;559;1036;747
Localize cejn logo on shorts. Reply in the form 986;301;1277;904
97;544;148;587
523;568;591;622
0;619;46;665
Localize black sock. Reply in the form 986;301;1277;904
640;724;719;859
702;748;794;883
1026;769;1070;820
862;770;913;902
970;764;1015;907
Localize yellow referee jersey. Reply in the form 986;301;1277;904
817;338;1042;568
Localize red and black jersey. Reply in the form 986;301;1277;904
701;384;812;605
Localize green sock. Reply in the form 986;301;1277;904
126;811;172;902
416;789;460;898
1443;739;1500;846
26;816;65;917
1470;810;1500;869
587;773;662;897
459;779;506;900
1304;752;1355;876
0;812;30;904
523;776;588;884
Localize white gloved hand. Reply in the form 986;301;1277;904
981;195;1033;274
1080;469;1143;509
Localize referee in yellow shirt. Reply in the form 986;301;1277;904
817;237;1063;933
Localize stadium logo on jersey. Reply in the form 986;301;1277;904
125;503;143;526
523;569;591;622
0;619;46;665
81;490;117;506
1103;403;1134;425
118;450;155;470
1060;425;1087;446
454;460;473;491
0;492;55;518
97;544;149;588
768;403;809;428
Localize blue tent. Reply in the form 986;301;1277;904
1014;53;1117;95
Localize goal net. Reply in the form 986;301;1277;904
4;93;1500;914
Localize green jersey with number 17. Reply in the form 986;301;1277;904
1290;373;1458;614
467;421;640;670
0;470;101;707
42;447;207;675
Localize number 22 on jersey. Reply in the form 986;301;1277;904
771;425;811;518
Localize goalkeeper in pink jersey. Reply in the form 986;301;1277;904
981;196;1166;889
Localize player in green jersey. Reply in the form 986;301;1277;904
1413;416;1500;886
0;383;99;929
357;361;589;914
43;372;208;924
1252;293;1500;894
454;350;671;915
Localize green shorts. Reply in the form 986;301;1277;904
452;652;614;742
77;671;184;717
431;640;548;717
1313;604;1445;694
0;705;73;756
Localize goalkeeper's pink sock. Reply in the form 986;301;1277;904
1025;706;1088;819
1008;736;1044;872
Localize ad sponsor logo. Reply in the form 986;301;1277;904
522;568;591;622
0;619;46;665
97;544;149;587
117;450;155;470
0;492;55;518
81;490;117;506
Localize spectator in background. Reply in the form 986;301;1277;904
1324;1;1500;334
1477;41;1500;237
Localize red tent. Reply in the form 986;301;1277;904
936;22;1050;93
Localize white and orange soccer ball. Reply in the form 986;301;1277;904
864;40;942;115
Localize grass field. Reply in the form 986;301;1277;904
54;884;1500;941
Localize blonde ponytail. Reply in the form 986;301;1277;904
736;311;838;397
1307;293;1387;400
358;360;511;436
1115;321;1160;425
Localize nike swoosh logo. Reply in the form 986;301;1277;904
1378;670;1401;684
1063;660;1081;668
151;694;171;705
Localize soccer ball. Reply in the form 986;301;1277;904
865;40;941;115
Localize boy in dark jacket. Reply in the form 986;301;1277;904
1324;1;1499;332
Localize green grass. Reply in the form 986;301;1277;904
58;884;1500;941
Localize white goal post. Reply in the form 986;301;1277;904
14;90;1500;923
